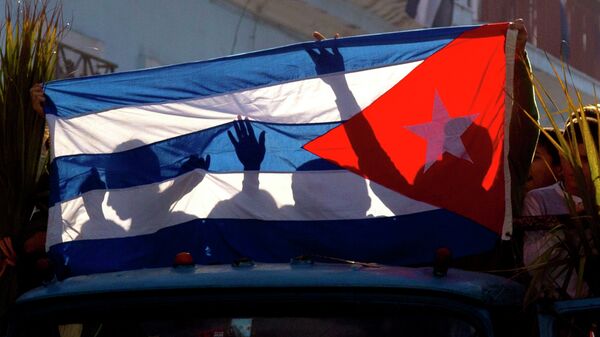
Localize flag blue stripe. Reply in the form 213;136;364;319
43;25;478;118
47;209;498;278
50;121;341;205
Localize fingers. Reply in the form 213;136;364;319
238;117;248;136
30;83;43;93
511;18;527;40
182;154;211;171
258;131;266;148
313;31;341;41
333;46;341;56
306;47;320;60
233;115;250;138
233;117;243;138
30;83;46;117
227;130;238;147
509;18;524;30
509;18;527;57
30;84;45;100
245;117;256;140
231;116;261;147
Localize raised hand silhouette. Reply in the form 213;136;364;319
227;116;266;170
306;40;357;120
305;44;344;76
179;154;211;175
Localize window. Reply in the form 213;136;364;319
55;314;480;337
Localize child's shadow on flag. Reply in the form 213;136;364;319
207;118;372;262
208;118;278;222
70;139;210;274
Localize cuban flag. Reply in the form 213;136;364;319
44;23;517;277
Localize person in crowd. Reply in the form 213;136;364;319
524;127;562;193
30;83;45;116
522;105;600;298
523;107;599;216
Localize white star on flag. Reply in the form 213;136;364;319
406;91;478;171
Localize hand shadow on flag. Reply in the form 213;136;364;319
306;43;496;218
305;44;356;120
305;43;375;216
305;44;344;76
208;118;373;261
208;117;278;232
208;44;375;259
105;140;210;231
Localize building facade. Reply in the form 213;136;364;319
481;0;600;81
2;0;597;114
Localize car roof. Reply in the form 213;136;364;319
552;296;600;314
17;263;524;306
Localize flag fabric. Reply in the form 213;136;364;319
44;23;516;277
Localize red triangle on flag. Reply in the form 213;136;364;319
304;24;509;235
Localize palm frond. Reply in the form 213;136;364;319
523;50;600;304
0;0;63;238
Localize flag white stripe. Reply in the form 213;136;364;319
49;61;422;158
47;170;437;247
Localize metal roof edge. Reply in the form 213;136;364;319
17;263;524;307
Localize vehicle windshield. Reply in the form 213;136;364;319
53;314;480;337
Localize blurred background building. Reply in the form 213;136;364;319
3;0;598;117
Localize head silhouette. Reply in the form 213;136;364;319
291;159;371;217
561;105;599;196
105;139;161;221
